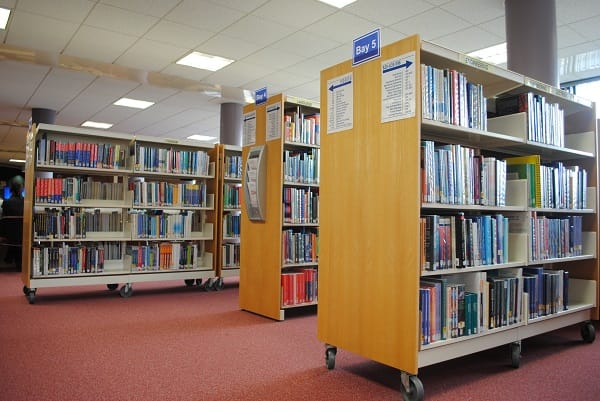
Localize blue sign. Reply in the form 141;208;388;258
255;87;267;105
353;29;380;66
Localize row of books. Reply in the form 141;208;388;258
35;177;125;204
223;214;240;238
283;187;319;224
133;144;211;175
539;163;588;210
222;243;240;267
421;64;487;131
282;229;318;265
130;180;209;208
283;149;320;185
36;136;128;169
223;183;241;209
130;210;195;239
33;208;122;239
224;155;242;179
495;92;565;147
420;213;509;271
530;214;583;261
523;267;568;319
281;268;318;306
129;242;202;270
421;141;506;206
32;244;109;276
284;112;320;145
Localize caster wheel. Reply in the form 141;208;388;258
202;278;215;291
401;375;424;401
22;285;28;295
510;342;521;368
26;289;36;304
214;278;224;291
195;278;203;286
107;284;118;291
325;347;336;370
581;322;596;343
119;284;133;298
184;279;196;287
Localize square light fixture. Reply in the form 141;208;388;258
317;0;356;8
176;52;234;72
0;7;10;30
82;121;113;129
187;134;218;142
9;159;25;163
467;43;507;65
113;97;154;109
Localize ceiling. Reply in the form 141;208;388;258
0;0;599;166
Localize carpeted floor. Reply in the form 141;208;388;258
0;271;599;401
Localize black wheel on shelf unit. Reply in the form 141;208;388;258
325;346;336;370
184;279;196;287
106;284;118;291
214;277;224;291
401;375;424;401
22;285;28;295
510;342;521;368
201;277;215;291
26;289;36;305
581;321;596;343
119;284;133;298
195;278;203;287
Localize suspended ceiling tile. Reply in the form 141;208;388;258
89;104;140;126
345;0;433;26
124;85;180;104
557;0;600;25
433;26;503;54
558;40;600;58
115;39;189;72
203;61;272;88
303;11;379;45
242;47;305;70
16;0;94;23
157;91;219;110
252;0;335;29
571;15;600;41
165;0;245;32
137;108;214;136
111;103;181;132
144;20;214;49
99;0;181;18
391;8;470;41
84;3;159;37
558;25;588;49
0;107;23;121
256;70;313;92
479;16;505;39
284;79;320;102
28;67;96;111
0;60;49;107
64;25;138;63
220;14;296;48
197;34;263;61
270;30;342;58
441;0;504;26
160;63;213;82
209;0;268;13
380;28;408;46
5;10;80;53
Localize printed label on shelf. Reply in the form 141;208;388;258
381;51;416;123
243;111;257;146
266;102;282;141
327;72;353;134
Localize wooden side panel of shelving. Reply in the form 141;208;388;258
317;35;421;373
206;145;221;275
21;124;37;287
240;94;285;320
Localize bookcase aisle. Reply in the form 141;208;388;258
317;34;598;401
240;94;320;321
21;124;220;303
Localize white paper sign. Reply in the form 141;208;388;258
266;102;282;141
381;51;416;123
243;111;256;146
327;72;353;134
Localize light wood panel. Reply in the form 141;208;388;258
317;35;421;373
21;124;36;287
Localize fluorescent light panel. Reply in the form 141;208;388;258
317;0;356;8
0;7;10;29
176;52;234;72
114;97;154;109
9;159;25;163
82;121;113;129
467;42;507;65
187;134;217;141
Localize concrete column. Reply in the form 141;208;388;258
31;108;56;125
220;103;243;146
505;0;558;87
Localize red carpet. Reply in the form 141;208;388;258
0;271;599;401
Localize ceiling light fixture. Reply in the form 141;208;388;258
187;134;218;142
9;159;25;163
0;7;10;30
317;0;357;8
113;97;155;109
467;42;507;65
82;121;113;129
176;52;234;72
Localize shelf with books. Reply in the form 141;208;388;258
240;93;320;320
21;124;219;303
318;34;598;399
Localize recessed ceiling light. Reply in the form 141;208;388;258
176;52;234;72
187;134;218;142
114;97;154;109
82;121;113;129
9;159;25;163
0;7;10;30
467;43;507;65
317;0;356;8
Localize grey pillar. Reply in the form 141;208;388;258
31;108;56;125
220;103;243;146
505;0;558;87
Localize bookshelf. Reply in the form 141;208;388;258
21;124;219;303
216;144;242;286
317;35;598;400
240;93;320;320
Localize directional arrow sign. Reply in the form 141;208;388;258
382;60;413;74
266;103;282;141
381;51;416;123
327;72;353;134
329;80;352;92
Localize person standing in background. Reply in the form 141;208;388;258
2;175;24;268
